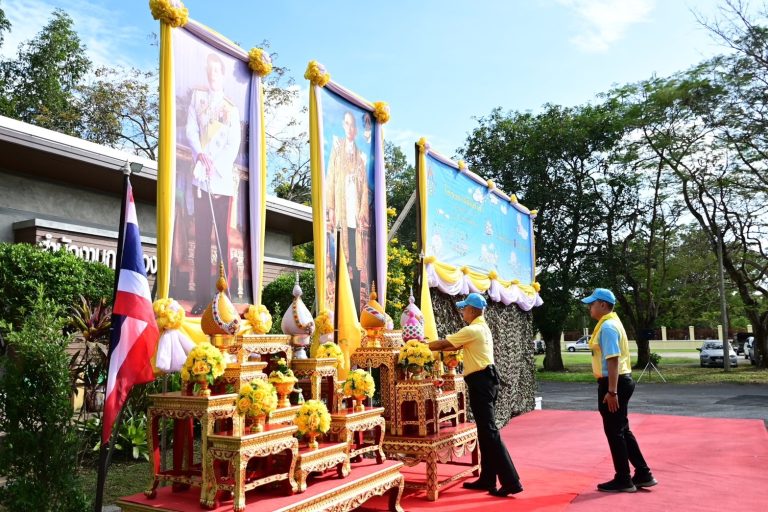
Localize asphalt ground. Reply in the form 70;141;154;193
537;380;768;427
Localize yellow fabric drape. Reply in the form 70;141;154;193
336;248;362;381
309;85;327;315
418;143;438;341
156;21;175;300
256;79;267;304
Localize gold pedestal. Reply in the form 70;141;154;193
294;441;350;493
350;347;400;433
205;424;299;511
330;406;386;463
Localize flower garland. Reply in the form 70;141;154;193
304;60;330;87
153;297;184;331
180;342;225;385
237;380;277;418
268;357;296;383
343;368;375;398
245;304;272;334
248;48;272;77
294;399;331;436
372;101;390;124
316;341;343;365
149;0;189;28
398;340;434;370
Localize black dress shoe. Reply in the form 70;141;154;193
462;479;496;491
489;484;523;497
597;479;636;493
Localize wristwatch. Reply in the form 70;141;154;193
607;390;618;396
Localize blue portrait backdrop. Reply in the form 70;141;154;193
320;87;377;311
425;153;534;283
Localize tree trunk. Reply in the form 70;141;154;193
634;332;651;370
542;332;564;371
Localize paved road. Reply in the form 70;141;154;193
538;381;768;426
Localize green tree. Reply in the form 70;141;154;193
0;1;10;49
384;141;417;246
0;9;90;134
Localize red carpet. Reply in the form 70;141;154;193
359;410;768;511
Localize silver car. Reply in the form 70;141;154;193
698;340;738;368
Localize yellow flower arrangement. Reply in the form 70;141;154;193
372;101;390;124
343;369;375;398
314;310;333;336
149;0;189;28
180;341;225;385
488;270;499;280
398;340;434;370
457;159;467;171
304;60;330;87
268;357;296;383
294;399;331;436
487;179;496;190
248;47;273;77
236;380;277;418
245;304;272;334
533;281;541;292
443;349;464;364
153;298;184;330
316;342;343;365
417;137;430;153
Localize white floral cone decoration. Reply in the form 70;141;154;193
153;298;196;373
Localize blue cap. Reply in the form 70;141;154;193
581;288;616;305
456;293;487;310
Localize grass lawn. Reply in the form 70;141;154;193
536;354;768;384
79;459;150;505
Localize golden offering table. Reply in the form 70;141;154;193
382;330;404;348
220;361;268;392
267;405;300;426
396;380;458;437
382;422;479;501
240;334;293;362
145;392;239;502
293;441;350;493
290;358;338;407
205;424;299;511
441;373;467;422
329;406;386;463
350;347;400;433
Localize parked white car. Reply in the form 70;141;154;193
743;337;753;360
697;340;738;368
566;336;590;352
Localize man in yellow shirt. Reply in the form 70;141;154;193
428;293;523;497
582;288;657;493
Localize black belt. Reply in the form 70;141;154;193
597;374;632;383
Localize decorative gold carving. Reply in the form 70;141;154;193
350;348;399;433
294;441;350;493
268;405;301;426
382;423;480;502
329;407;386;463
382;330;404;348
240;333;293;363
205;425;299;510
291;358;338;406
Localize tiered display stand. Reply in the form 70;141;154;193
355;330;480;501
117;334;403;512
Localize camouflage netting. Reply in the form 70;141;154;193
431;289;536;429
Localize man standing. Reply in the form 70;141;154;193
325;111;370;309
185;52;241;313
428;293;523;497
581;288;657;493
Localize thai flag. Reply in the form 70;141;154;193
102;180;158;444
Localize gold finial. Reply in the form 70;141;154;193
216;261;227;292
370;281;378;301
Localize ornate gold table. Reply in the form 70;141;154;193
395;380;445;436
240;334;293;363
329;406;386;463
205;424;299;511
290;358;338;409
350;347;400;433
268;405;301;426
144;392;239;506
293;441;350;493
382;422;479;501
441;373;467;423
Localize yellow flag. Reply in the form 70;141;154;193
336;249;362;381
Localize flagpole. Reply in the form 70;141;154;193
334;228;341;339
93;162;132;512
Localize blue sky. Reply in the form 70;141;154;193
2;0;727;160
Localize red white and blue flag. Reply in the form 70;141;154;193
102;180;158;444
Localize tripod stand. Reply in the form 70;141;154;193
637;359;666;383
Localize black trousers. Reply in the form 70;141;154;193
597;375;650;481
464;365;521;489
194;193;230;306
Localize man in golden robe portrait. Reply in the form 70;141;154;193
325;110;371;309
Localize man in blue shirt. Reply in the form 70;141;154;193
582;288;657;493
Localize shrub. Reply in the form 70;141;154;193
0;243;114;330
0;289;90;511
262;269;315;334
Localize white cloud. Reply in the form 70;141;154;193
1;0;145;68
556;0;655;53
